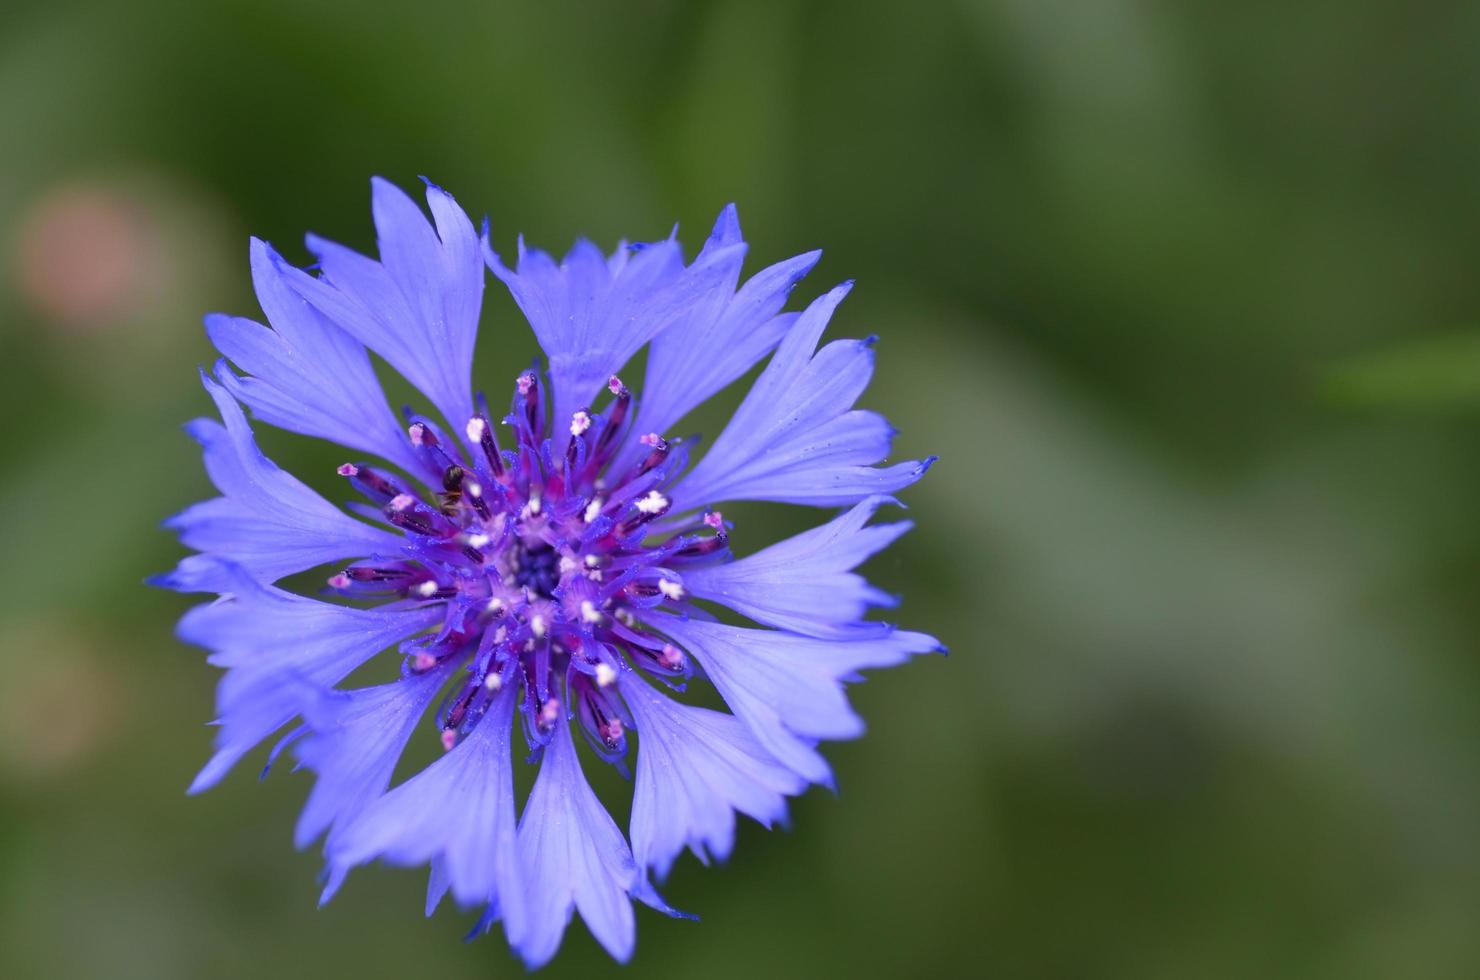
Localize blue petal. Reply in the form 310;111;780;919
326;689;526;947
671;284;934;509
613;207;820;473
289;178;481;433
517;720;677;968
206;239;419;474
621;674;806;881
485;221;748;429
157;369;404;591
293;667;447;850
683;495;910;637
176;560;443;793
644;616;941;785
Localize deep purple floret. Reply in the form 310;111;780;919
157;178;940;968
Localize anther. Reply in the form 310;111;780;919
440;729;457;751
583;497;604;523
484;672;502;691
581;600;603;625
570;411;592;437
336;463;359;477
413;652;438;671
637;490;669;515
539;697;561;727
466;414;504;476
658;578;685;601
327;573;351;589
703;511;725;530
660;644;684;669
594;661;617;687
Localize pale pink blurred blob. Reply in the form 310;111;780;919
13;183;168;330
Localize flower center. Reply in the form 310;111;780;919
326;372;727;769
512;543;560;600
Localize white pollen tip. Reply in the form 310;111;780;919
559;555;579;575
440;730;457;751
390;493;416;512
594;662;617;687
467;533;491;549
660;643;684;668
484;672;503;691
336;463;358;477
703;511;725;529
581;600;602;625
466;481;482;498
569;411;592;437
584;553;600;568
466;418;487;442
408;423;427;446
414;580;438;597
636;490;669;515
530;615;547;638
658;578;685;601
583;498;604;523
639;432;661;447
327;573;351;589
517;373;535;394
413;652;437;671
608;375;624;394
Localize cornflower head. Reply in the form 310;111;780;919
156;177;941;967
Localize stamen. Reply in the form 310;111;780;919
636;491;669;515
594;661;617;687
703;511;724;530
440;729;457;751
326;573;351;589
658;578;685;601
581;600;603;625
336;463;358;477
413;652;437;671
570;411;592;437
601;718;624;743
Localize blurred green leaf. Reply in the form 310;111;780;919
1323;332;1480;409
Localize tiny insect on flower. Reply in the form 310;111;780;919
153;177;941;968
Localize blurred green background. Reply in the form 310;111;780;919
4;1;1480;977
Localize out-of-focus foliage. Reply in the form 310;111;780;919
1326;333;1480;409
2;1;1479;978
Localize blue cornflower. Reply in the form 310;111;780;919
156;178;941;967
